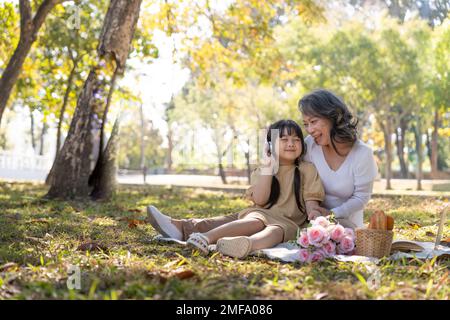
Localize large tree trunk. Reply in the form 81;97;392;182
0;0;66;126
431;109;439;178
88;67;119;188
45;70;98;199
90;117;120;200
46;0;143;199
413;122;423;191
380;118;393;190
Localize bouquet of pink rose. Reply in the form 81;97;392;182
297;215;356;263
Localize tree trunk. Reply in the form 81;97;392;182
425;129;432;165
380;118;393;190
0;0;66;126
90;117;120;200
395;121;408;179
29;108;36;152
139;102;145;169
46;0;143;199
245;139;251;184
413;122;423;191
431;109;439;178
167;123;173;172
39;121;48;155
218;161;227;184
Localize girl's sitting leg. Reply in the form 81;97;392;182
202;217;266;244
186;217;265;255
217;225;284;259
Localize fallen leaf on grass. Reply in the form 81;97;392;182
425;231;436;237
148;267;196;284
128;219;147;229
0;262;18;272
117;216;147;229
77;242;108;252
440;237;450;246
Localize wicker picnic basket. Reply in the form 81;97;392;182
355;228;394;258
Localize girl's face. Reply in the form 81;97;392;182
275;129;302;164
302;114;332;146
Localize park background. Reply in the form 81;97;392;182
0;0;448;300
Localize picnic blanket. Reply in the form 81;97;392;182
153;235;450;264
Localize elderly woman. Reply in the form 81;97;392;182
147;89;378;241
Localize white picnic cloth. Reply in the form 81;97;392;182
152;236;449;264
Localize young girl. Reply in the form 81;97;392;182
149;119;325;259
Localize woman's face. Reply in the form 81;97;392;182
275;129;302;163
302;114;332;146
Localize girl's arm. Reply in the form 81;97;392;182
251;155;276;206
251;174;273;206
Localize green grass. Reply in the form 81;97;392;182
0;182;448;300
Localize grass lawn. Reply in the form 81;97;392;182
0;182;448;300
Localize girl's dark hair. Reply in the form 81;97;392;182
298;89;358;156
264;119;306;213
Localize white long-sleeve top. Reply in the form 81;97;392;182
303;135;378;228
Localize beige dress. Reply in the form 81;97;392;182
238;162;325;241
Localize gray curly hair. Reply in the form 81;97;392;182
298;89;358;156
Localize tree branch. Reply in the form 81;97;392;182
32;0;67;32
19;0;32;38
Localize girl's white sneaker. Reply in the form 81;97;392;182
216;236;252;259
146;205;183;240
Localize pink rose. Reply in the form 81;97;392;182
311;216;330;228
307;225;327;247
321;240;336;257
344;228;355;241
330;224;345;242
299;249;310;263
310;250;326;262
338;236;355;254
320;230;331;245
297;231;310;248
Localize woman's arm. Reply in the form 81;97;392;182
330;181;374;218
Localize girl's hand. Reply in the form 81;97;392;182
307;209;322;221
315;207;331;217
